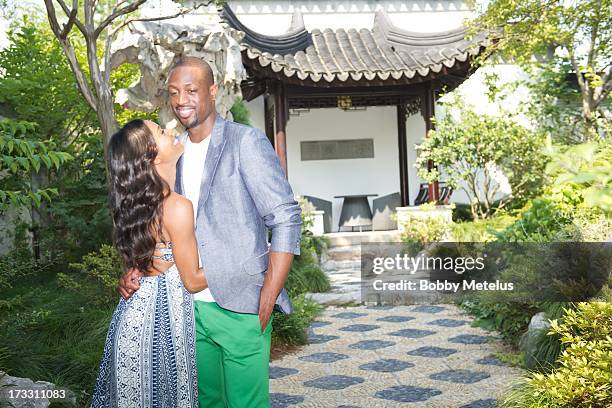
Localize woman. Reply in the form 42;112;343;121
92;119;206;407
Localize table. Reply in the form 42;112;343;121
334;194;378;232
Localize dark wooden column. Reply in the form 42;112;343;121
421;85;440;203
396;104;410;206
263;91;275;148
274;81;288;176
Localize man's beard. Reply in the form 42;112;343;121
183;113;200;130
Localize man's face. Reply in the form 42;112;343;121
167;65;217;129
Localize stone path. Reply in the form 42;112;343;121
269;304;524;407
307;244;362;305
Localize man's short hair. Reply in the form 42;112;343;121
168;56;215;86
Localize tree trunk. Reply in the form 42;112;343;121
96;95;119;154
582;96;599;140
86;38;118;154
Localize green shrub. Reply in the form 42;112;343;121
286;198;331;296
502;302;612;408
230;97;250;125
272;294;322;347
416;94;547;219
286;261;330;296
545;141;611;214
451;214;517;242
459;296;538;345
399;205;452;244
0;223;56;290
495;198;572;242
58;244;122;306
0;275;114;406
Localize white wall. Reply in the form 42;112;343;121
245;62;533;216
247;97;436;228
224;1;472;33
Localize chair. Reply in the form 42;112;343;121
372;192;401;231
414;182;453;205
439;184;454;204
302;195;332;233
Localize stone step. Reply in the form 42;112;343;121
323;230;401;248
324;245;361;262
321;259;361;272
306;290;361;305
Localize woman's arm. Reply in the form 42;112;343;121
166;196;208;293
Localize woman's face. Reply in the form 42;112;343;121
145;121;183;164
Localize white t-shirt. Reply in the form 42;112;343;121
181;134;215;302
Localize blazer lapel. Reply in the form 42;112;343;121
196;114;227;218
174;131;188;195
175;154;184;195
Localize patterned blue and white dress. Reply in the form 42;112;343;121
92;244;198;408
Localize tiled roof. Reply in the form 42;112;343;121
222;5;490;85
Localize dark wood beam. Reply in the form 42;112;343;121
285;83;428;98
397;104;410;207
263;86;275;148
274;81;288;176
240;78;266;102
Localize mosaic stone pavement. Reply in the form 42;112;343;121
269;304;523;407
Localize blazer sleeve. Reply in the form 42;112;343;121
238;127;302;255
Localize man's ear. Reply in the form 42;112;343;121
210;84;219;100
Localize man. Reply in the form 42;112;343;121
118;57;301;407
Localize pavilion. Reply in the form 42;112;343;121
221;5;490;207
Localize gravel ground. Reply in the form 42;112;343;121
269;304;523;408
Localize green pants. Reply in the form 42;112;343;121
194;301;273;408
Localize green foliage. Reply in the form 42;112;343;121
416;94;547;219
545;141;612;213
111;63;159;126
494;351;524;368
58;245;122;306
0;281;113;406
495;198;572;242
0;224;56;291
459;297;538;345
451;214;517;242
502;302;612;408
399;206;452;244
273;200;328;347
0;119;72;209
522;62;604;144
496;141;612;242
286;198;331;296
286;259;331;296
0;18;93;142
43;132;112;261
286;234;331;296
230;97;251;125
272;294;322;347
468;0;611;140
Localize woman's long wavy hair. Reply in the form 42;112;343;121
107;119;169;272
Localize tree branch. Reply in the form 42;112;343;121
109;6;198;38
43;0;98;111
586;1;600;70
594;66;612;106
94;0;147;39
569;49;588;103
56;0;87;35
58;0;78;39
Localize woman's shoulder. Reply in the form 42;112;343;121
163;193;194;221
